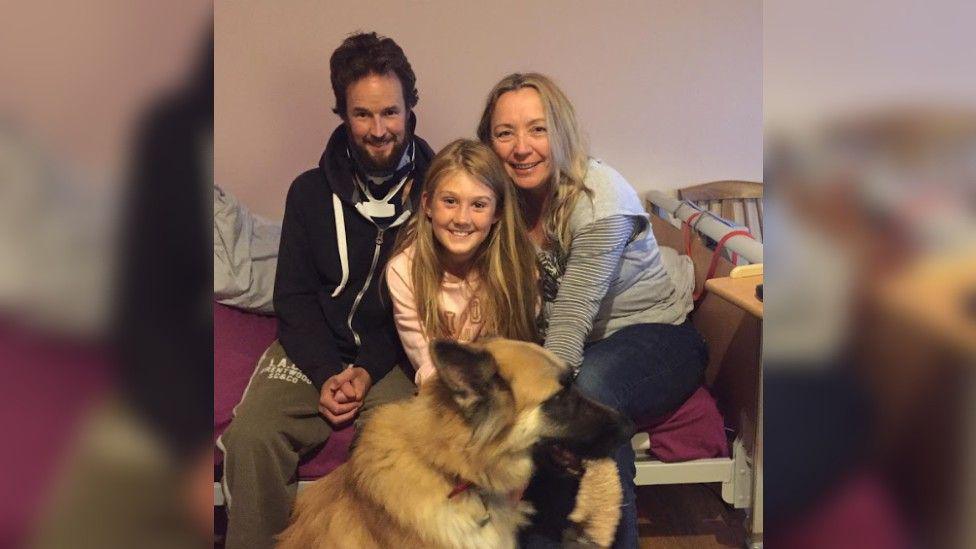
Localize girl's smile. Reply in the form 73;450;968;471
423;172;499;274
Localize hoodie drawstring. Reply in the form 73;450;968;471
331;193;349;298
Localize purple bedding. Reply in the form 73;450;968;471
213;303;352;480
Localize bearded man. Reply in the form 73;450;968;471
217;32;434;549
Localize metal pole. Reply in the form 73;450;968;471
645;190;764;264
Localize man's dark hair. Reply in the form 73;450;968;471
330;31;419;118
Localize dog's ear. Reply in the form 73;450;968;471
430;340;498;414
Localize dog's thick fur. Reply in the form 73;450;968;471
276;338;631;549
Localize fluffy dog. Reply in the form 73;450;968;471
276;338;632;549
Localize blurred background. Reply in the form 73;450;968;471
0;0;973;548
764;1;975;548
0;1;213;548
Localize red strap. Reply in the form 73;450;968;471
448;480;472;499
682;212;704;257
692;229;754;302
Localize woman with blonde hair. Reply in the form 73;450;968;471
386;138;539;385
478;73;707;548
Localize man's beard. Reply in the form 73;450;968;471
350;132;410;175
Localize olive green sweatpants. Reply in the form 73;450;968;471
217;340;415;549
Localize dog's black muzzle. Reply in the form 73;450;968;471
539;385;635;460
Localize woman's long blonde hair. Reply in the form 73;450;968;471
476;73;591;258
392;139;539;343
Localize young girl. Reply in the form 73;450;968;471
386;138;539;385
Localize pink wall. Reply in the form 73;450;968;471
216;0;761;219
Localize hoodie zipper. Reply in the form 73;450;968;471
346;227;384;347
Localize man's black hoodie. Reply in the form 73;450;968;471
273;116;434;390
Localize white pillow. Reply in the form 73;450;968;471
213;185;281;314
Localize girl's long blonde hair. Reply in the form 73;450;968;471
476;72;591;259
392;139;539;343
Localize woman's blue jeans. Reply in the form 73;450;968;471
520;321;707;548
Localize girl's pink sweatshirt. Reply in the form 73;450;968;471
386;246;488;385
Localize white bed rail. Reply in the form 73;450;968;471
645;190;764;265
